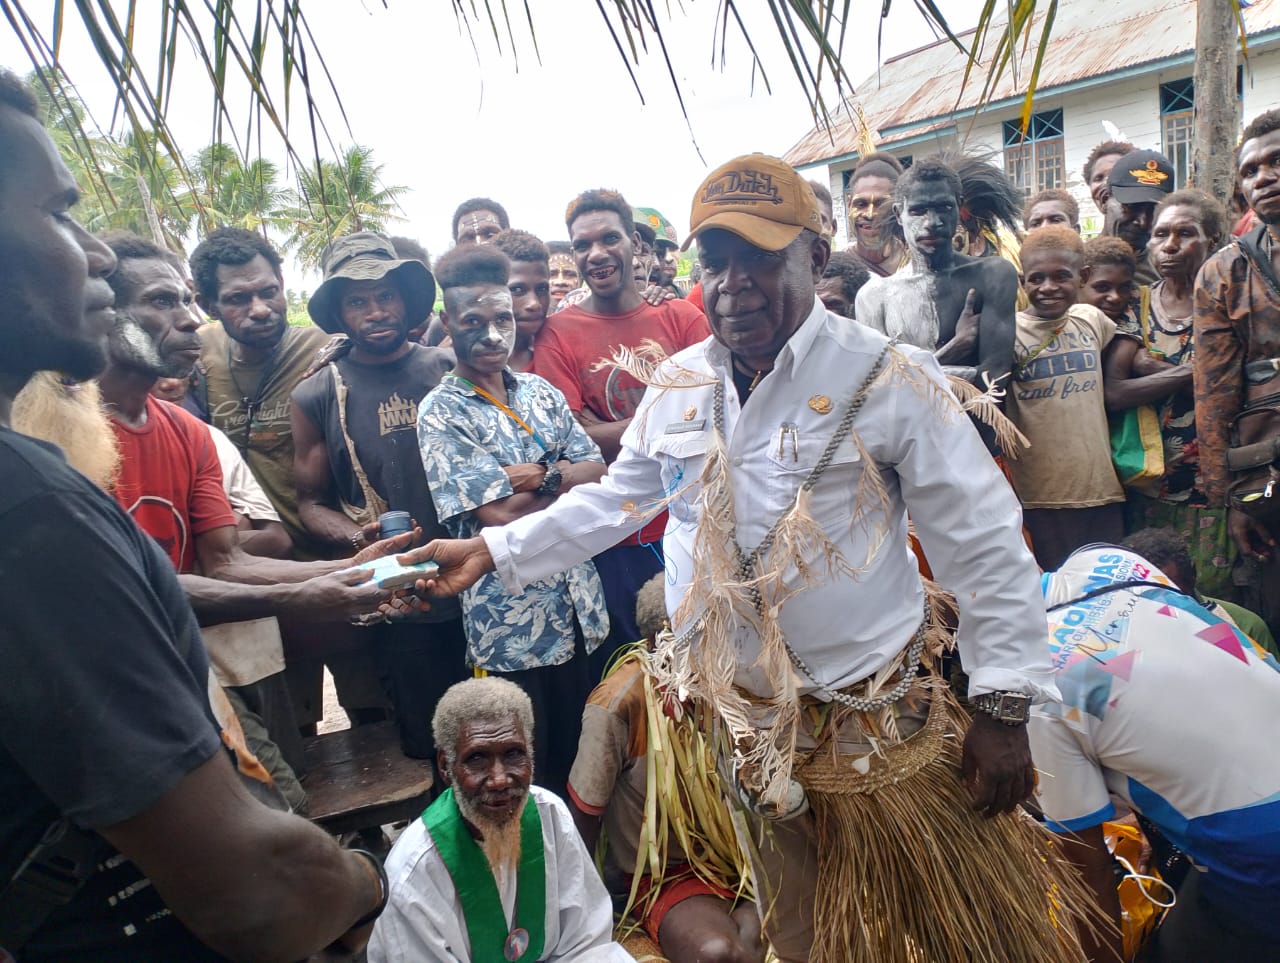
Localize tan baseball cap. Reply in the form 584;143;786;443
683;153;823;251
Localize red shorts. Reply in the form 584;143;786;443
632;866;736;944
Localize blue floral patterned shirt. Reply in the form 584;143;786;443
418;370;609;671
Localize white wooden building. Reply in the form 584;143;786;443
784;0;1280;239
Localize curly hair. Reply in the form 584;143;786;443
433;677;535;764
1154;188;1228;251
635;573;670;640
546;240;573;258
1023;188;1079;229
851;151;903;186
894;156;962;206
99;231;173;305
1240;109;1280;153
1083;140;1136;185
0;70;41;191
1082;235;1137;273
0;68;37;118
491;228;550;266
389;235;431;266
434;242;510;291
821;250;872;305
189;227;283;304
565;188;632;234
1121;528;1193;589
1021;224;1084;261
451;197;509;241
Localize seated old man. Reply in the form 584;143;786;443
369;678;634;962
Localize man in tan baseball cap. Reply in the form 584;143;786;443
683;153;829;382
403;151;1084;959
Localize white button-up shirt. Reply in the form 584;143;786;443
484;298;1058;702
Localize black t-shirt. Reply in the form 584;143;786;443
0;427;225;960
293;345;460;621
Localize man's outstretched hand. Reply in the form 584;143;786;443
397;536;496;598
961;712;1036;818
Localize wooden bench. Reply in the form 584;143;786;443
300;721;434;836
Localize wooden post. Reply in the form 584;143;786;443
1192;0;1241;205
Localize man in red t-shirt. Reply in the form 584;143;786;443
96;232;400;623
532;189;710;674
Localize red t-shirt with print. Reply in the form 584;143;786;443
533;298;710;546
110;396;237;573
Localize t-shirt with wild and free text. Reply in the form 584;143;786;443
1004;303;1125;509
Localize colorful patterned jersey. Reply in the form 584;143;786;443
1033;546;1280;929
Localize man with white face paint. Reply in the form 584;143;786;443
419;244;610;796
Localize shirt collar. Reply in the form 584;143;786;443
443;368;519;396
705;295;828;377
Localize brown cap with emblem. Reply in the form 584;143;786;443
683;153;823;251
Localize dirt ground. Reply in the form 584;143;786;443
317;668;348;734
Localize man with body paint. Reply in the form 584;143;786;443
452;197;510;247
418;244;609;797
855;156;1018;394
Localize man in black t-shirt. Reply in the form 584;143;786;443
293;232;469;760
0;69;385;960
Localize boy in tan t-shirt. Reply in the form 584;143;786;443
1005;226;1126;569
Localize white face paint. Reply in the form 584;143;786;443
449;286;517;372
108;316;167;375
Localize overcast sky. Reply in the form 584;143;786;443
0;0;983;285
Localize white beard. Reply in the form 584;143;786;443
456;788;527;878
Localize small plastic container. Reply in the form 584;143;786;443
378;511;413;540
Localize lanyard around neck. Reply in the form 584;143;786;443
450;374;549;452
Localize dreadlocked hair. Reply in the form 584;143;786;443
938;148;1023;236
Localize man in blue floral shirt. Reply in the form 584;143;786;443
419;244;610;796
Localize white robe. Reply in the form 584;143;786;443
368;786;633;962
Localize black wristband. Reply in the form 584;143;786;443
348;848;389;929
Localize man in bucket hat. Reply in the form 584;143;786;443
405;153;1104;961
292;231;469;761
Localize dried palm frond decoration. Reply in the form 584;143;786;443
796;690;1114;963
608;647;756;938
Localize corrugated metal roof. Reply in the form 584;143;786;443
785;0;1280;167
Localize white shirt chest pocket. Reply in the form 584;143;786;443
649;430;709;522
764;421;862;474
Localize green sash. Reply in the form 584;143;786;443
422;788;546;962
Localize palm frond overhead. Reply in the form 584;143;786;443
2;1;1245;204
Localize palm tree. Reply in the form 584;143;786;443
2;2;1247;204
84;131;198;249
191;144;290;236
282;144;408;272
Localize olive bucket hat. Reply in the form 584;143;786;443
307;232;436;334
